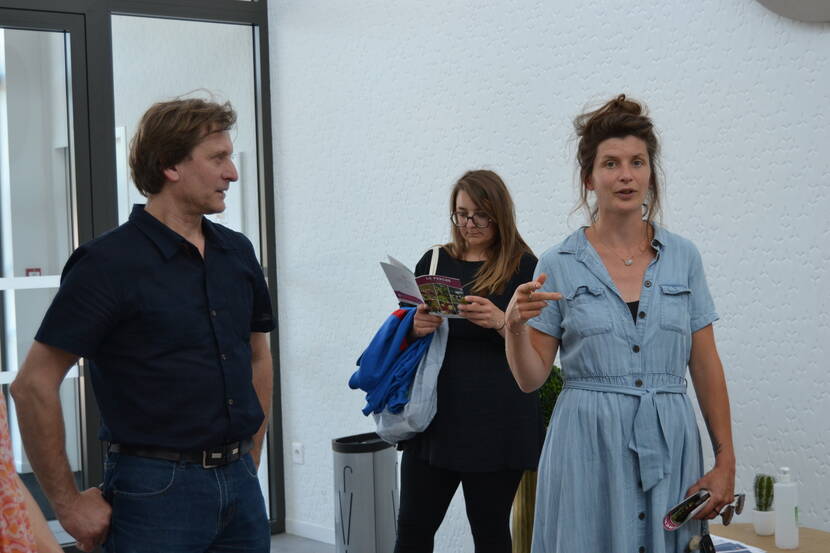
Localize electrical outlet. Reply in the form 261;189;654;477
291;442;304;464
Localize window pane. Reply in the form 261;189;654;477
110;15;268;511
0;29;73;278
0;27;80;546
111;15;261;256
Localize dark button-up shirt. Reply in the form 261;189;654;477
36;205;275;450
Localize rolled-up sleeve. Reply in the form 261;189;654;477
688;243;719;333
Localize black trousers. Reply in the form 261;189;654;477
394;450;524;553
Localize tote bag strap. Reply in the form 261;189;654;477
428;245;440;275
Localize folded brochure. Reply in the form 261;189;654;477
380;255;465;318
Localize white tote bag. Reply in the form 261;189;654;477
374;246;447;444
374;319;447;444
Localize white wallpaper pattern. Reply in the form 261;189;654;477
268;1;830;549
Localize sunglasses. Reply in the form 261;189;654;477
664;490;746;531
718;493;746;526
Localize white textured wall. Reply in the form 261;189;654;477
268;0;830;547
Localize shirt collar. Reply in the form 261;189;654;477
201;216;233;250
559;222;666;257
129;204;232;260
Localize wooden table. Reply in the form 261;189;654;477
710;523;830;553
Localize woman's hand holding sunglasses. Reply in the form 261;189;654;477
685;464;736;520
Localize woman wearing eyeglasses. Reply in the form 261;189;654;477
504;96;735;553
394;170;542;553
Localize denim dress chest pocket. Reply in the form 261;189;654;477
564;285;612;337
659;284;692;333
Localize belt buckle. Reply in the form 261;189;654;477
202;448;225;469
228;443;241;463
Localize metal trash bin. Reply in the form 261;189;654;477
332;432;398;553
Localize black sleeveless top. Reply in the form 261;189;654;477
626;300;640;323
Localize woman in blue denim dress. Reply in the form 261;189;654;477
504;95;736;553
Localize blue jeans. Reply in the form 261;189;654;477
102;452;270;553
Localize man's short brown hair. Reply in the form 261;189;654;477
129;98;237;196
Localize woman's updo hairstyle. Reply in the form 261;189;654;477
574;94;663;224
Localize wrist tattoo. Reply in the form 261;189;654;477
704;415;724;456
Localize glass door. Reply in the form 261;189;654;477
110;13;271;514
0;16;85;547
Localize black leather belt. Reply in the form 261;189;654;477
109;438;253;469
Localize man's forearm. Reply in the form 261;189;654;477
11;379;79;515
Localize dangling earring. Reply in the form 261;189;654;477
641;202;648;221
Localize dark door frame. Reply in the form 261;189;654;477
0;0;284;545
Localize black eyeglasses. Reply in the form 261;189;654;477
451;211;492;228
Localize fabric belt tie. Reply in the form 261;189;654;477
564;380;687;492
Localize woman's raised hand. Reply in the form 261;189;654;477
411;303;443;339
505;274;562;334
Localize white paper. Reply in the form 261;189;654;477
380;261;424;306
710;534;767;553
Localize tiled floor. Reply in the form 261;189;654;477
270;533;334;553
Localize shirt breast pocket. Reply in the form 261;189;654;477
565;285;612;338
659;284;691;333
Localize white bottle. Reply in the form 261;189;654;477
774;466;799;549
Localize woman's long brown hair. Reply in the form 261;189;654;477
444;170;533;295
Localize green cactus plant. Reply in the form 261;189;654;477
754;473;775;511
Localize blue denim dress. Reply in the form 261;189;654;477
528;225;719;553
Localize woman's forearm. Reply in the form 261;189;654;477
689;326;735;468
506;326;557;392
695;370;735;467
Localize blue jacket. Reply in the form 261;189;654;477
349;307;433;415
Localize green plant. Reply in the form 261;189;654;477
539;365;563;429
513;364;564;553
754;473;775;511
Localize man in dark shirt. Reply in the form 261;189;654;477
11;98;275;552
